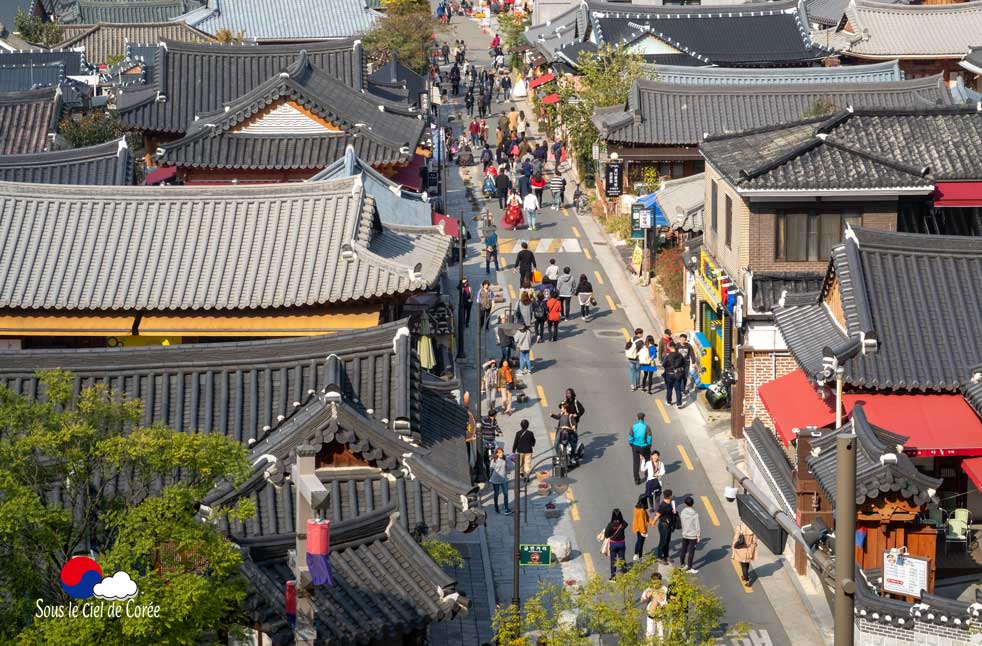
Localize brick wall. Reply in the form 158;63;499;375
742;349;798;430
857;617;979;646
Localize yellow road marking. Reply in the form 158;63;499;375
561;207;570;218
529;350;535;360
583;247;592;260
508;284;517;300
536;385;548;408
701;495;720;527
594;270;604;285
677;444;694;471
732;560;753;593
550;431;556;442
566;487;580;521
571;226;581;238
583;552;596;577
621;328;630;342
606;294;617;311
655;399;671;425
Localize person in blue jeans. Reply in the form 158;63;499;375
488;448;512;514
662;343;686;408
628;413;652;485
604;508;628;579
624;329;644;390
484;229;499;273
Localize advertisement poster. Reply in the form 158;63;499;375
882;551;929;598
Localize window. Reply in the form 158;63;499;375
776;210;862;261
710;180;718;234
724;195;733;248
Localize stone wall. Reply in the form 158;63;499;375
856;617;981;646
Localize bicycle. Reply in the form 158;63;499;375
573;183;590;215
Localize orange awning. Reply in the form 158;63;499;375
138;311;380;336
0;314;135;336
963;458;982;492
758;369;835;445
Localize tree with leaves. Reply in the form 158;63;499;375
556;44;644;179
362;6;438;74
496;12;530;68
492;583;587;646
59;111;125;149
0;371;255;645
13;10;62;48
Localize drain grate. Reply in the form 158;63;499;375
595;329;624;338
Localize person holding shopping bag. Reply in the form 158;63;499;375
601;508;628;580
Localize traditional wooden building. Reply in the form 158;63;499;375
0;176;451;347
55;20;215;66
0;136;134;184
0;321;481;644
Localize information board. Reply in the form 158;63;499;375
519;544;552;566
630;203;647;240
605;161;623;198
882;551;929;598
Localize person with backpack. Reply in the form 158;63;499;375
653;489;677;563
480;145;494;172
625;328;645;391
639;335;657;394
640;572;668;639
628;412;651;485
546;291;562;341
532;292;547;342
514;323;532;374
602;509;628;579
662;343;687;408
556;267;574;320
676;333;695;394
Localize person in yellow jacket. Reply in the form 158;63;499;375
632;495;653;562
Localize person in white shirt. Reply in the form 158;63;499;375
641;450;666;511
543;258;560;291
522;191;540;230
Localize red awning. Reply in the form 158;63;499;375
963;457;982;492
760;369;982;455
528;73;555;89
390;154;426;191
758;369;835;445
432;212;460;238
144;166;177;185
541;93;560;105
933;181;982;207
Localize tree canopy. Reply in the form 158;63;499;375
13;10;62;48
362;5;439;74
0;371;254;645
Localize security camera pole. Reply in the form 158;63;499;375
834;429;857;646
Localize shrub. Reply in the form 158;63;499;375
14;10;61;47
655;244;684;308
59;111;123;148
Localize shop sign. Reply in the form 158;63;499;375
519;544;552;566
882;551;929;598
605;161;623;198
630;203;648;239
697;249;739;315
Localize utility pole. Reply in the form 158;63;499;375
512;451;521;608
456;209;466;359
834;431;857;646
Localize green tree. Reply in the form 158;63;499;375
653;567;737;645
496;12;530;68
421;538;464;568
492;583;588;646
556;44;644;178
0;371;255;645
59;111;124;148
362;8;438;74
13;10;62;48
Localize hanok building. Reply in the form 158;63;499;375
526;0;831;73
591;74;952;182
695;107;982;436
0;321;481;644
115;40;425;184
0;177;451;347
0;136;133;184
0;86;63;154
55;20;215;66
174;0;381;42
51;0;203;24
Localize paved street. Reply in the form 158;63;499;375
434;9;824;645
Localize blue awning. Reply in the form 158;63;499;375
636;193;670;226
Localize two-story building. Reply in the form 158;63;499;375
696;106;982;436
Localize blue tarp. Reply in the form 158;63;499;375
636;193;670;227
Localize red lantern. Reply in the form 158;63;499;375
285;580;297;627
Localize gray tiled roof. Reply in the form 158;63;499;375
0;136;133;184
0;86;61;154
156;52;423;170
806;405;941;506
56;0;202;23
842;0;982;58
0;62;65;91
243;507;467;646
775;228;982;398
525;2;588;60
701;108;982;193
751;272;824;313
805;0;849;26
965;368;982;421
0;176;451;311
655;172;703;233
367;54;426;106
116;39;365;134
56;21;214;64
178;0;381;41
595;76;951;147
744;419;796;514
963;46;982;75
310;146;432;228
649;60;902;85
0;48;89;75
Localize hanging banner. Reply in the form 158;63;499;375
630;243;643;274
605;161;623;198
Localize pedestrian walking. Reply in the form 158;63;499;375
498;359;514;414
478;279;493;329
483;227;500;273
549;173;566;207
546;292;562;341
489;448;513;514
662;343;686;407
522;191;540;230
465;91;475;117
480;406;500;477
500;74;511;101
494;171;511;210
507;106;519;133
468;115;479;142
512;418;535;480
575;274;594;321
496;322;514;364
640;572;668;640
676;333;695;394
657;328;673;360
632;495;652;561
517;171;531;199
640;449;665;511
482;359;499;410
625;328;645;391
628;412;651;485
532;292;547;342
556;267;574;319
732;522;759;585
515;323;532;373
551;139;564;173
516;291;533;327
458;278;472;327
602;509;628;579
531;173;546;204
639;335;657;393
653;489;677;563
543;258;559;290
514;241;536;285
677;496;701;573
441;42;450;65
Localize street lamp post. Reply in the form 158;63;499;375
456;209;467;359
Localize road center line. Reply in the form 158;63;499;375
508;284;516;300
606;294;617;311
621;327;630;342
583;247;592;260
583;552;596;577
701;495;720;527
655;399;671;424
561;207;570;218
536;385;548;408
593;270;604;285
571;226;581;238
566;487;580;521
677;444;694;471
732;559;754;593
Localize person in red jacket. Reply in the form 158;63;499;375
546;293;562;342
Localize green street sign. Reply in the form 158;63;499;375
519;544;552;566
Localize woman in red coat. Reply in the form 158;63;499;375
502;192;525;230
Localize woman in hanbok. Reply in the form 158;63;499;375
502;193;525;230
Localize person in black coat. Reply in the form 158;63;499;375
458;278;473;327
494;172;512;210
518;173;531;199
511;419;536;480
604;509;628;579
662;344;686;407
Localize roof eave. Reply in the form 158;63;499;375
738;186;934;198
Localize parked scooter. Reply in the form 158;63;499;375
705;369;737;410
